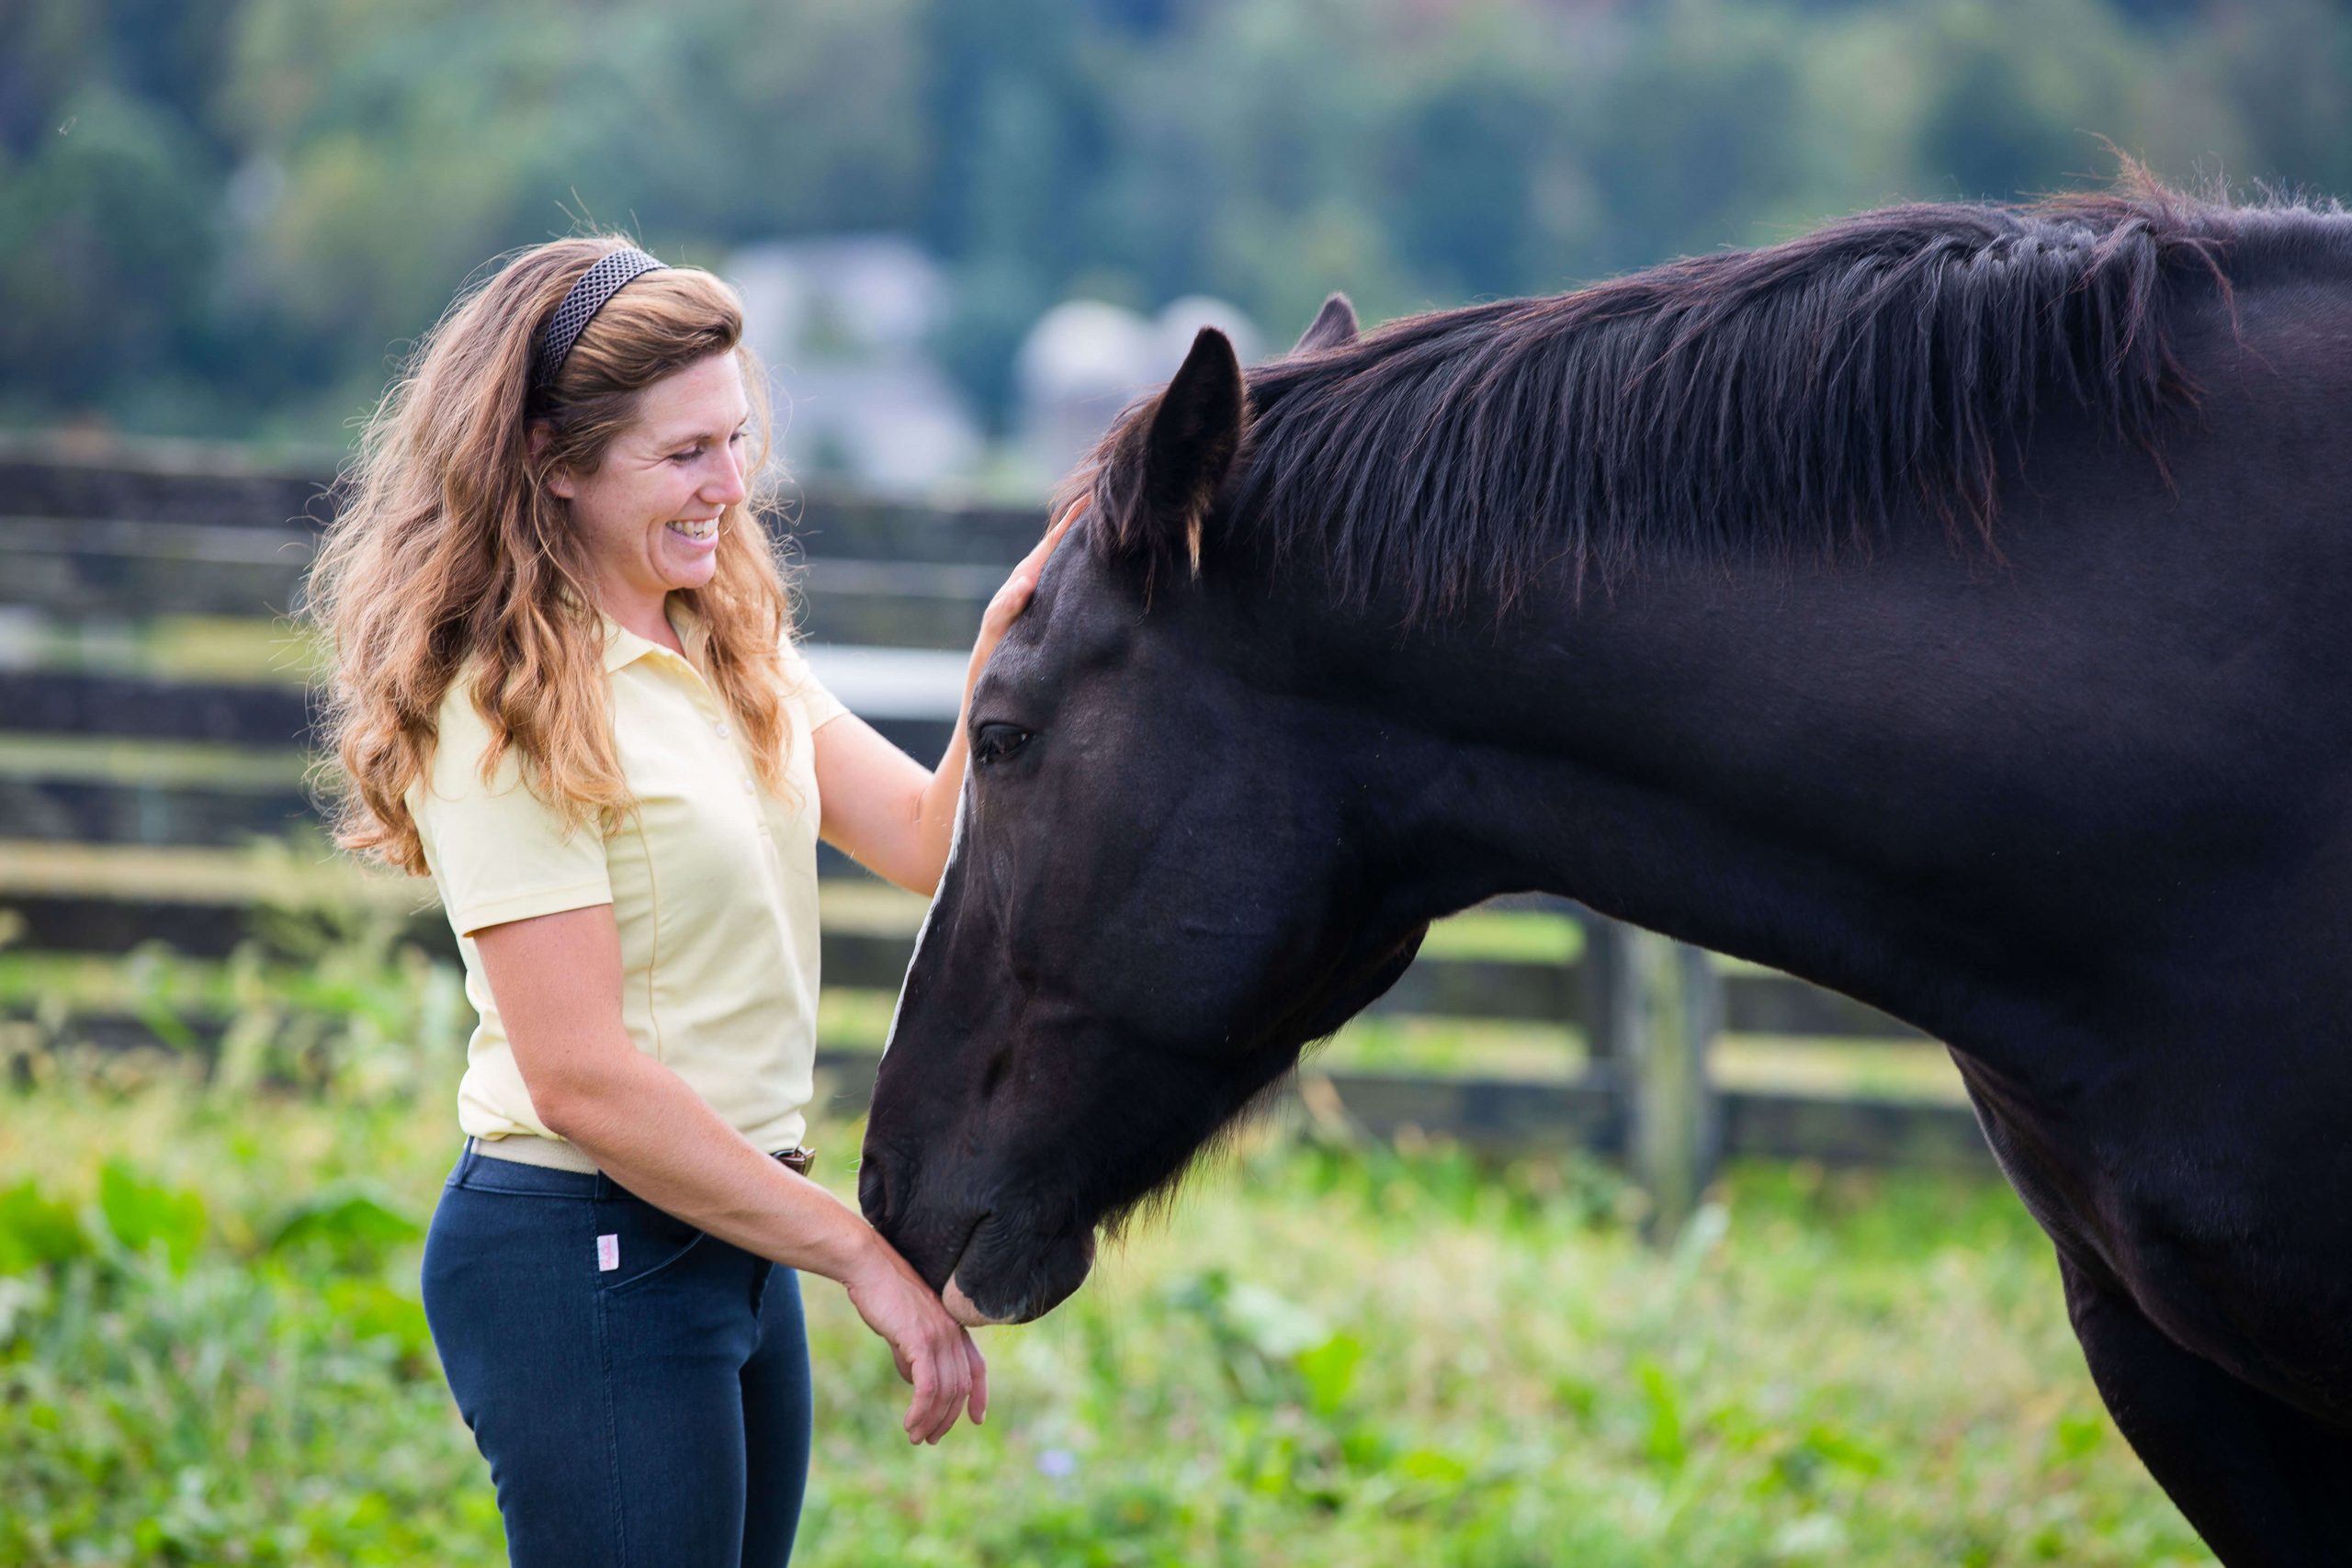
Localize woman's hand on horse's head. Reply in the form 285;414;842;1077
971;495;1087;676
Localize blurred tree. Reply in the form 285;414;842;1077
1576;4;1809;276
0;85;219;410
218;0;929;440
3;0;2347;453
2210;0;2352;197
1382;16;1568;299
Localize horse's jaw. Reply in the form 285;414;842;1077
944;1277;1008;1328
938;1220;1098;1326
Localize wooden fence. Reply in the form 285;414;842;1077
0;434;1992;1227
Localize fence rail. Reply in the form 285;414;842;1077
0;436;1994;1219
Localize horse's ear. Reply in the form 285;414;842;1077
1102;326;1246;578
1293;293;1358;355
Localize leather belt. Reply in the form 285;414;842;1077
773;1146;815;1177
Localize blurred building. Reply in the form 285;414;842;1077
725;236;984;496
728;233;1264;496
1013;295;1263;483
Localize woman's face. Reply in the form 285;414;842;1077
548;352;752;619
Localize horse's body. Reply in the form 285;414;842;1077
862;188;2352;1562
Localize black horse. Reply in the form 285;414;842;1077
862;182;2352;1563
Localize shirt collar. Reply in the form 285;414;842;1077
599;595;707;672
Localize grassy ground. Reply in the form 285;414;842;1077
0;1061;2211;1567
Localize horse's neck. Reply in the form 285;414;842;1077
1286;264;2351;1080
1350;460;2253;1067
1374;552;2023;1049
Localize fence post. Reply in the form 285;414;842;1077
1592;919;1723;1243
1581;912;1623;1076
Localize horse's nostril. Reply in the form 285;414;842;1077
856;1148;896;1230
978;1047;1012;1100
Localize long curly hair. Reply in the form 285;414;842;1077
306;235;797;876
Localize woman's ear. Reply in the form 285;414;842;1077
527;422;575;501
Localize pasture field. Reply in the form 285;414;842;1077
0;1053;2211;1566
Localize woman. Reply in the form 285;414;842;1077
306;237;1069;1564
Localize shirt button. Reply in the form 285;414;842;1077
716;722;730;739
741;776;755;793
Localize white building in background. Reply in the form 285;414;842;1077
1013;295;1263;484
725;236;983;496
725;232;1264;497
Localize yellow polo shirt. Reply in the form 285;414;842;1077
406;597;847;1173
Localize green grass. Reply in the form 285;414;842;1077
0;1062;2211;1567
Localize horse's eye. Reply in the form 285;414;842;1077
973;722;1032;767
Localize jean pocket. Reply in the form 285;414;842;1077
592;1195;707;1294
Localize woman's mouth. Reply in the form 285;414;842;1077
665;515;719;544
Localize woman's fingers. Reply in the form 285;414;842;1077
903;1329;940;1441
910;1320;974;1443
847;1241;987;1443
905;1355;936;1441
981;573;1037;636
938;1324;974;1441
1031;492;1086;564
991;497;1086;624
963;1330;989;1426
967;493;1092;673
895;1302;979;1443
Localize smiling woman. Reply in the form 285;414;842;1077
300;235;1072;1566
532;352;752;635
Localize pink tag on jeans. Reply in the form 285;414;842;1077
596;1234;619;1271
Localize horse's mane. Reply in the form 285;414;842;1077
1082;176;2350;621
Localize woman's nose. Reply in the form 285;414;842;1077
704;445;749;507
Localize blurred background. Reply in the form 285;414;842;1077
6;0;2348;480
4;1;2343;1562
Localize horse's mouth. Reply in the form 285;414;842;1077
939;1216;1097;1326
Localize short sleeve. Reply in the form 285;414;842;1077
778;636;849;732
410;683;614;938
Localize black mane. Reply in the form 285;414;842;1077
1091;183;2350;620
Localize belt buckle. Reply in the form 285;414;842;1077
775;1146;815;1178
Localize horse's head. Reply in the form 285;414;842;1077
860;298;1440;1325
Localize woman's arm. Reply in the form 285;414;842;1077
472;902;986;1444
814;502;1080;896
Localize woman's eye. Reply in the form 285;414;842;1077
973;723;1032;766
674;433;745;461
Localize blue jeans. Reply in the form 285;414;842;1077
420;1140;812;1567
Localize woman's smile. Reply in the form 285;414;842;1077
548;352;754;630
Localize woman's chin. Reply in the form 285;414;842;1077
650;533;721;589
655;557;719;594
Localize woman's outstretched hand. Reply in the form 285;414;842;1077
842;1231;990;1444
968;494;1087;678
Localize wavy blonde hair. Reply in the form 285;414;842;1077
307;235;798;876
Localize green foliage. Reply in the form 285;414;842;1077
0;839;471;1106
96;1159;208;1275
8;0;2348;446
0;1181;90;1274
0;1070;2222;1565
266;1183;424;1271
0;834;2205;1563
